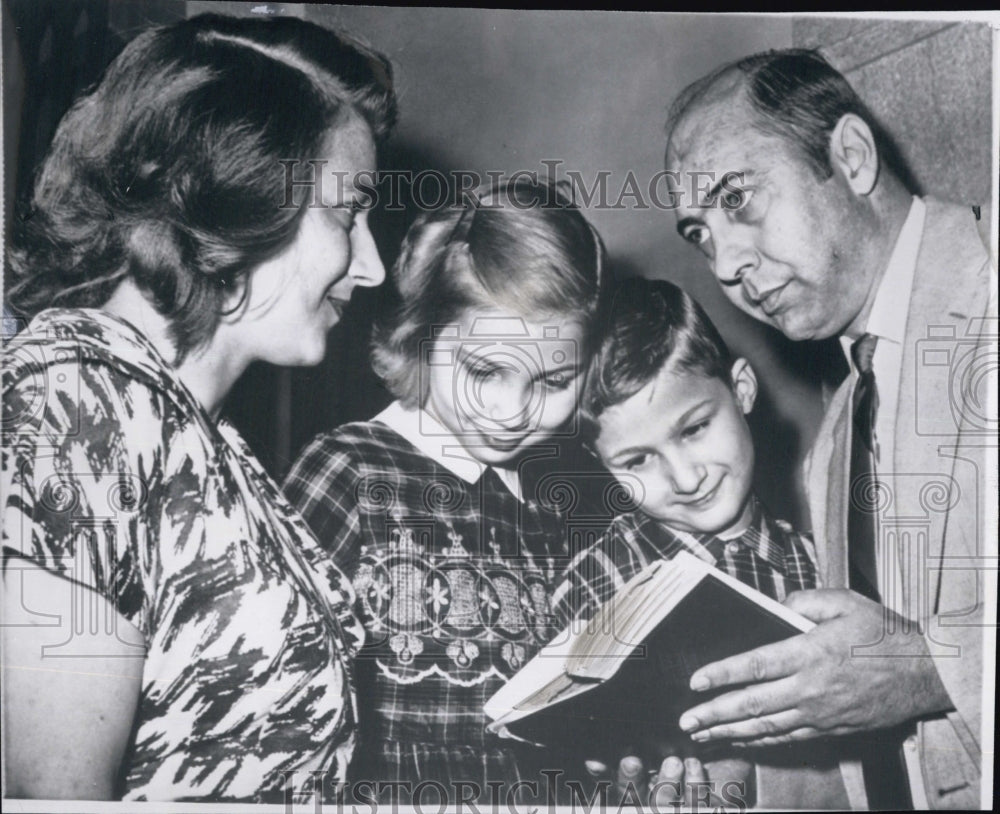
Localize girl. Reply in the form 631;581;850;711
285;179;607;803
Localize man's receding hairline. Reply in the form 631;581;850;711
666;70;752;164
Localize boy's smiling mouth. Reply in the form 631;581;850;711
678;478;723;509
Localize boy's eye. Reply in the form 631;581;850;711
621;453;649;471
681;419;711;439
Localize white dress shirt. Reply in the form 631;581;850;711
839;195;929;808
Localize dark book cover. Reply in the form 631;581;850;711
502;572;804;761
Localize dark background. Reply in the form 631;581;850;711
3;1;994;529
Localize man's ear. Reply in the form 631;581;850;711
730;358;758;415
829;113;879;196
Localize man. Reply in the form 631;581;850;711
662;50;995;809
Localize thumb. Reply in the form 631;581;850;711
783;588;861;623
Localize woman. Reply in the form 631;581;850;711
1;13;395;803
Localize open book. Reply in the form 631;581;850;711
484;551;814;752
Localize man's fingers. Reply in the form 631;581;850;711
734;725;826;748
782;588;863;622
688;705;804;743
683;758;707;808
687;637;804;700
615;755;645;798
681;675;799;734
649;756;684;806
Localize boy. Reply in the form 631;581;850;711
550;277;852;809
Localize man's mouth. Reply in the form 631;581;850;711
754;283;787;316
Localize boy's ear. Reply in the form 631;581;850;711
730;358;757;414
829;113;879;197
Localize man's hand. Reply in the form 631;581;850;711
586;755;753;808
678;589;953;747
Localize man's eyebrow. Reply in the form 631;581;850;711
676;170;752;237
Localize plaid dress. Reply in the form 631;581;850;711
551;496;818;626
2;308;363;803
284;414;568;802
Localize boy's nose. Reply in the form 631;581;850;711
665;456;707;496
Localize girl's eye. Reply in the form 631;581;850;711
468;364;499;381
543;371;573;390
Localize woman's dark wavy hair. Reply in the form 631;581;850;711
581;276;733;439
372;178;609;409
6;13;396;362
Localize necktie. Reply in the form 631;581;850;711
847;334;913;810
848;334;881;603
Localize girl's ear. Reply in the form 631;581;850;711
730;358;758;415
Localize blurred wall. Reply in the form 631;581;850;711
5;5;994;529
793;19;993;208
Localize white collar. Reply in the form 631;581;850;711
840;196;925;363
373;401;522;500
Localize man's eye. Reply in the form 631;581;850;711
682;226;710;246
726;188;761;222
721;188;752;210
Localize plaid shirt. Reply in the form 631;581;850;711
551;496;818;627
284;407;567;799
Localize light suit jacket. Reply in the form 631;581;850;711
804;198;995;809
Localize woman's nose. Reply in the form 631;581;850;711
348;213;386;287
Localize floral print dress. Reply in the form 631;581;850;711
2;308;363;803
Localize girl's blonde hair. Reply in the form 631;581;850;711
372;178;608;408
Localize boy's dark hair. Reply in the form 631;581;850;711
582;277;732;436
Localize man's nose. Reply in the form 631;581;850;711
712;225;758;289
